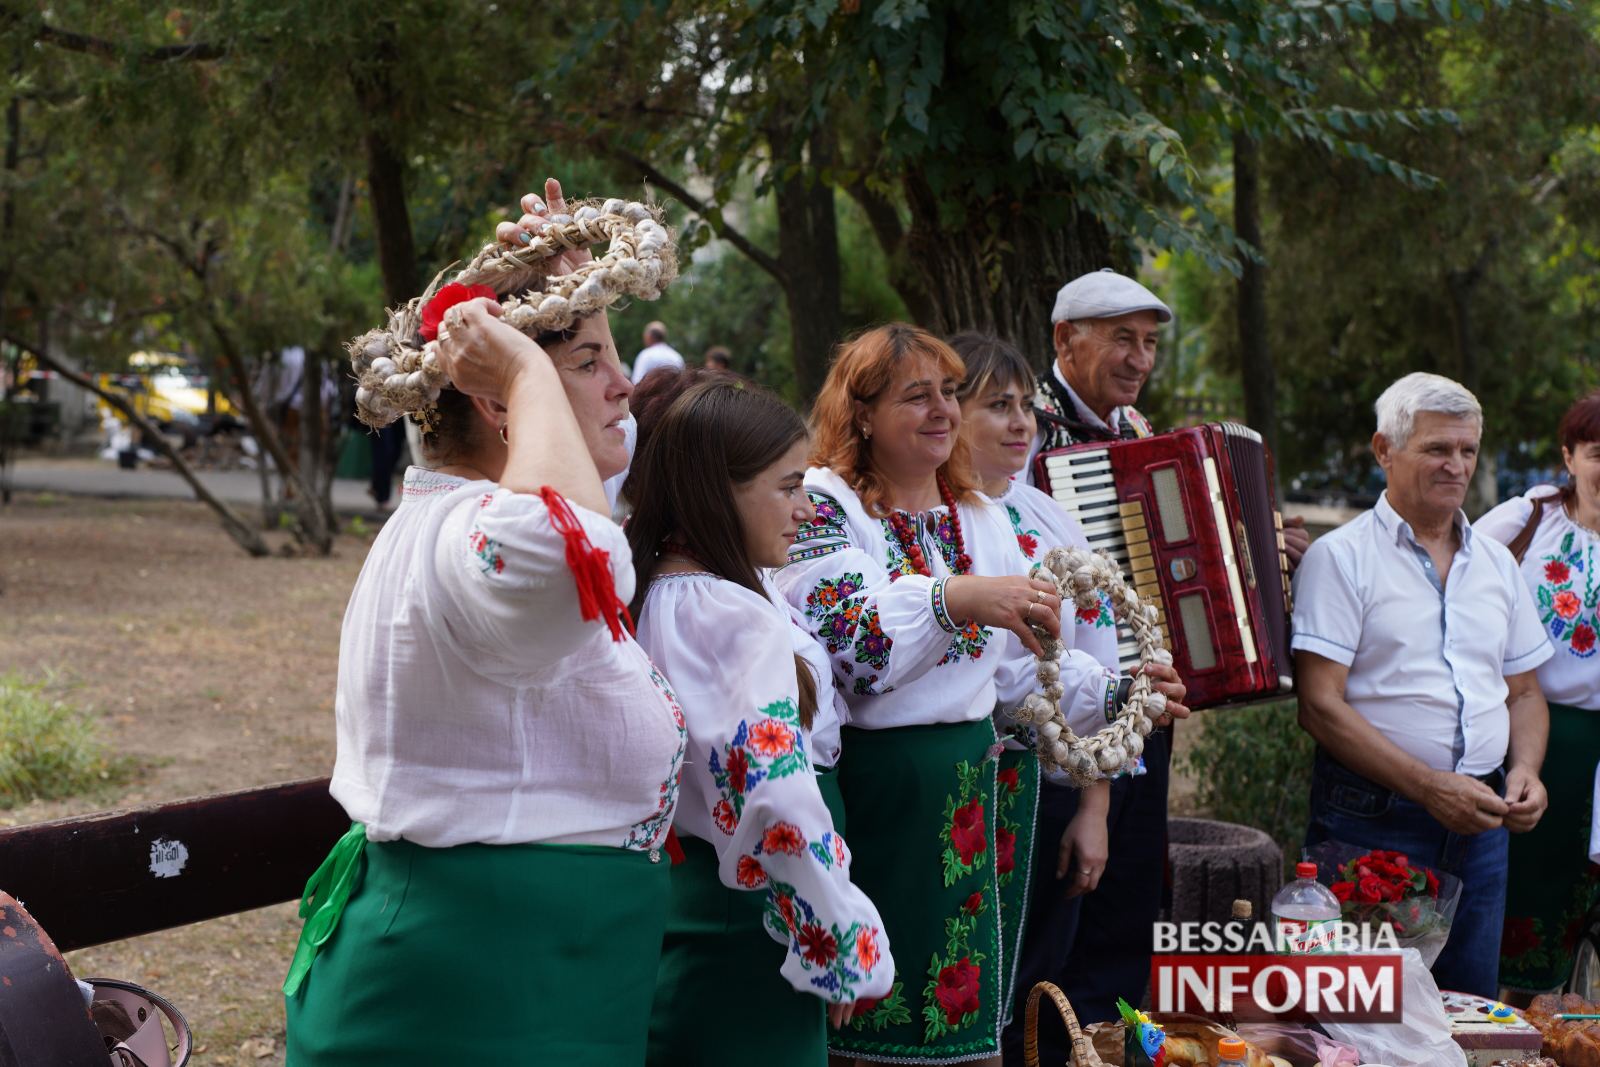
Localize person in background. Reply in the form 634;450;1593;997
632;320;685;383
1294;371;1550;997
1475;388;1600;995
704;345;732;372
367;421;406;511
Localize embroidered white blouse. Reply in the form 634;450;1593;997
1291;491;1551;776
764;572;844;769
1475;486;1600;709
637;573;893;1002
773;467;1119;736
329;468;686;851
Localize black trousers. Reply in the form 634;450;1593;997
369;422;407;505
1001;726;1171;1065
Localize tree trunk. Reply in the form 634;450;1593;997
0;53;20;505
7;333;270;556
899;170;1114;371
773;127;844;404
1234;132;1279;477
353;30;420;307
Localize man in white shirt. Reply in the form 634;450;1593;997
629;321;685;383
1293;371;1551;996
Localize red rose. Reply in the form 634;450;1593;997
934;957;983;1025
949;798;988;866
995;826;1016;876
1331;881;1355;903
1546;560;1571;584
997;766;1021;794
1424;868;1440;897
1575;623;1597;654
1501;916;1540;958
418;282;497;341
964;891;984;915
726;747;750;794
1356;875;1386;903
799;921;838;967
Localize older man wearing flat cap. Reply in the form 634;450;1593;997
1004;269;1308;1062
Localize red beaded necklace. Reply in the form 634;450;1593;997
885;476;972;576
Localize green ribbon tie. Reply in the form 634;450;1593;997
283;822;367;997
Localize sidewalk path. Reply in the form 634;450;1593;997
4;458;384;516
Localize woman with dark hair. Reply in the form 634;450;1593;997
282;182;687;1066
774;323;1130;1066
949;332;1187;1065
1476;389;1600;994
628;376;893;1065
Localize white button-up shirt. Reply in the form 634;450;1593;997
1291;491;1551;776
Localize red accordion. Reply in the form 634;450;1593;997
1033;423;1294;710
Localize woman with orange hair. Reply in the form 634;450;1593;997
774;324;1127;1065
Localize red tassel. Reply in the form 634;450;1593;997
539;487;633;642
664;827;686;866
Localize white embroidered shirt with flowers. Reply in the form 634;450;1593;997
330;468;685;850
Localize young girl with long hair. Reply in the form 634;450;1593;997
628;377;894;1065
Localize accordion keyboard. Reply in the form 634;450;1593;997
1040;449;1171;666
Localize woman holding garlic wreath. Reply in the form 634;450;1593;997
282;181;686;1067
773;324;1181;1066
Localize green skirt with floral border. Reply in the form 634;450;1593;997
1500;700;1600;992
285;835;668;1066
833;717;1038;1064
996;746;1041;1027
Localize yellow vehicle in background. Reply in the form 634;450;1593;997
96;351;240;434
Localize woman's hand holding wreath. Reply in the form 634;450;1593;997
1011;546;1190;785
496;178;594;276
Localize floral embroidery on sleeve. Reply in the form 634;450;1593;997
621;665;687;850
789;491;850;564
762;878;887;1002
468;525;505;575
708;698;811;834
1535;532;1597;657
1005;503;1041;560
804;573;896;690
937;620;989;666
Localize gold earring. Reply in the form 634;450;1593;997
861;425;871;439
499;425;509;445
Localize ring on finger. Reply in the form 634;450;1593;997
1026;602;1037;621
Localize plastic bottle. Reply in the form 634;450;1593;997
1272;861;1341;953
1216;1037;1248;1066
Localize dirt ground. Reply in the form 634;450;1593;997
0;489;1203;1065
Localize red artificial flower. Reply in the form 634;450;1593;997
799;921;839;967
934;957;983;1025
855;927;881;970
1331;881;1355;903
736;855;767;888
726;747;750;794
418;282;497;341
949;798;988;866
762;822;807;856
1546;560;1572;584
1356;875;1386;904
997;766;1021;794
1017;533;1039;557
1574;623;1597;654
1555;590;1582;620
995;826;1016;876
964;891;985;915
1424;868;1440;897
1501;916;1540;958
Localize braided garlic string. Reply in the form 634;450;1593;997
348;198;677;430
1007;546;1172;785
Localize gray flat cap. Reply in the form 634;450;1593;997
1050;268;1172;324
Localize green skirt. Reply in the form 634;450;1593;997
285;831;669;1066
996;745;1041;1027
833;718;1039;1064
817;764;846;834
1500;701;1600;992
647;835;826;1065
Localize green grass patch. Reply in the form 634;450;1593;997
0;672;134;808
1179;699;1315;871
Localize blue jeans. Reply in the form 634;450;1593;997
1304;748;1509;997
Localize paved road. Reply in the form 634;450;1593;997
3;457;386;516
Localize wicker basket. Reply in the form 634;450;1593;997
1024;981;1108;1066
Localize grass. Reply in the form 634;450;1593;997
0;671;135;808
